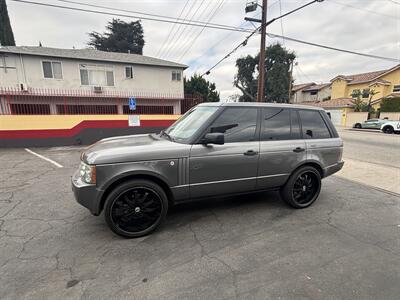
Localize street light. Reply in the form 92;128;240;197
245;1;258;13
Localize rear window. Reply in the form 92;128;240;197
298;110;331;139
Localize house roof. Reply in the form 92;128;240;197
0;46;188;69
302;83;331;92
300;98;354;108
291;82;315;92
330;64;400;85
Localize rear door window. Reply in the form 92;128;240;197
298;110;331;139
261;108;301;140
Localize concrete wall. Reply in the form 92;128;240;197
344;112;369;127
0;114;180;147
0;53;184;98
380;112;400;121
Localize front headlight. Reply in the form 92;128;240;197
79;162;96;184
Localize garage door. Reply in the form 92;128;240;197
325;109;342;126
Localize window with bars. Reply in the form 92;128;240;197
172;70;182;81
125;66;134;79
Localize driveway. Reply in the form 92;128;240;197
0;146;399;299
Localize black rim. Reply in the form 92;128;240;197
385;127;393;133
110;187;163;234
292;172;319;205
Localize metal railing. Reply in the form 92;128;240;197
0;87;203;115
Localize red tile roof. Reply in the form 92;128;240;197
299;98;354;108
331;64;400;85
291;82;315;92
302;83;331;92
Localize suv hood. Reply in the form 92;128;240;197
82;134;191;165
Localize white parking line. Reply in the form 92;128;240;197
24;148;64;168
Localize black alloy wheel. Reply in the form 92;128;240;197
280;166;321;208
104;180;168;238
292;172;320;206
383;126;394;134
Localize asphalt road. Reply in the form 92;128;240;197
0;145;399;300
339;128;400;168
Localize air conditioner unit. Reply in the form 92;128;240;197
93;86;103;93
20;83;29;92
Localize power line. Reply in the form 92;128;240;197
164;0;215;60
267;32;400;62
155;0;190;58
160;0;201;59
328;0;398;19
190;1;279;73
201;0;326;76
10;0;253;33
387;0;400;5
53;0;243;31
201;27;260;77
278;0;285;45
178;0;226;62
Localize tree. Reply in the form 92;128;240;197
234;43;295;102
184;74;220;102
380;97;400;112
0;0;16;46
88;19;144;54
351;89;378;115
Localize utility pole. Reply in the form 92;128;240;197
287;60;294;103
257;0;268;102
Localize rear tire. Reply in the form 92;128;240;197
280;166;321;209
354;123;361;129
104;179;168;238
383;126;394;134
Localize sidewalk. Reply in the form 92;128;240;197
335;158;400;195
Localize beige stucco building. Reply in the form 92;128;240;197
290;82;331;103
0;46;188;114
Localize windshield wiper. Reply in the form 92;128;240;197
160;130;174;142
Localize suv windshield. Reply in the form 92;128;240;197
164;106;219;143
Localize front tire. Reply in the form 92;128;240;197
280;166;321;208
104;179;168;238
382;126;394;134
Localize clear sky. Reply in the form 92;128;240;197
6;0;400;99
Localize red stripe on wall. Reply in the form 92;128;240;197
0;119;175;139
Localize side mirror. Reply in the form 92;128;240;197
202;133;224;145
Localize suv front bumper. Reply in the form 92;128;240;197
71;170;103;216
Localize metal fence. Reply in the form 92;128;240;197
0;87;203;115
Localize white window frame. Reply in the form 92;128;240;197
172;70;182;82
393;85;400;93
41;60;63;80
79;63;115;87
125;66;134;79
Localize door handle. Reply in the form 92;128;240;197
293;147;305;153
244;150;258;156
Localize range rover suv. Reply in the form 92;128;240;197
72;103;344;238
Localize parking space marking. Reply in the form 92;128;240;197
24;148;64;168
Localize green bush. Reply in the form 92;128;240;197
380;97;400;112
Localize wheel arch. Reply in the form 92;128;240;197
99;173;174;214
291;161;324;179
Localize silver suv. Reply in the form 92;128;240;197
72;103;344;238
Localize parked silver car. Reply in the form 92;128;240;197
353;119;389;129
72;103;344;238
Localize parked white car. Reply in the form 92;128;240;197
381;120;400;134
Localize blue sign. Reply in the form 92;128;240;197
129;97;136;110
